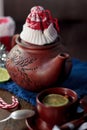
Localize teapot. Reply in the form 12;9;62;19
6;34;72;92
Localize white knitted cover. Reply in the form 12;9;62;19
20;6;59;45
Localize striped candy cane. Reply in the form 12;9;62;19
0;96;19;109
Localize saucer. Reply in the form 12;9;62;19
25;105;84;130
26;114;53;130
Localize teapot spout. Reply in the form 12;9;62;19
56;53;70;62
51;52;72;82
37;53;70;87
50;53;70;76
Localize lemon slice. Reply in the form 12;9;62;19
43;94;69;107
0;67;10;82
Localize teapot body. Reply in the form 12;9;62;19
6;35;72;91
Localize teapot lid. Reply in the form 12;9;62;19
20;6;60;45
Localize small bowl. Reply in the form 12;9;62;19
36;87;78;126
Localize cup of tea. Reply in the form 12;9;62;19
36;87;78;126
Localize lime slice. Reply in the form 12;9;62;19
0;67;10;82
43;94;69;107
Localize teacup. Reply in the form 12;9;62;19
36;87;78;126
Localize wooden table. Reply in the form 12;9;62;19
0;89;34;130
0;89;87;130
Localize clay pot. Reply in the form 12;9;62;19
36;87;78;126
6;35;72;92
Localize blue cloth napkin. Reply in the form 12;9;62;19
62;58;87;97
0;58;87;106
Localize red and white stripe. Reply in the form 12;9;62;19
0;96;19;109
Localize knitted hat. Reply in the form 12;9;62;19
20;6;59;45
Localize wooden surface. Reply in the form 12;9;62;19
0;89;87;130
0;89;34;130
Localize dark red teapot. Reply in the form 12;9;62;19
6;34;72;92
6;6;72;92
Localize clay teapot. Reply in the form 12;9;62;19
6;34;72;92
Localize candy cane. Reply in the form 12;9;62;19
0;96;19;109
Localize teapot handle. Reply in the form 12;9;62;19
11;34;19;48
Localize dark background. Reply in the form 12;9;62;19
4;0;87;61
